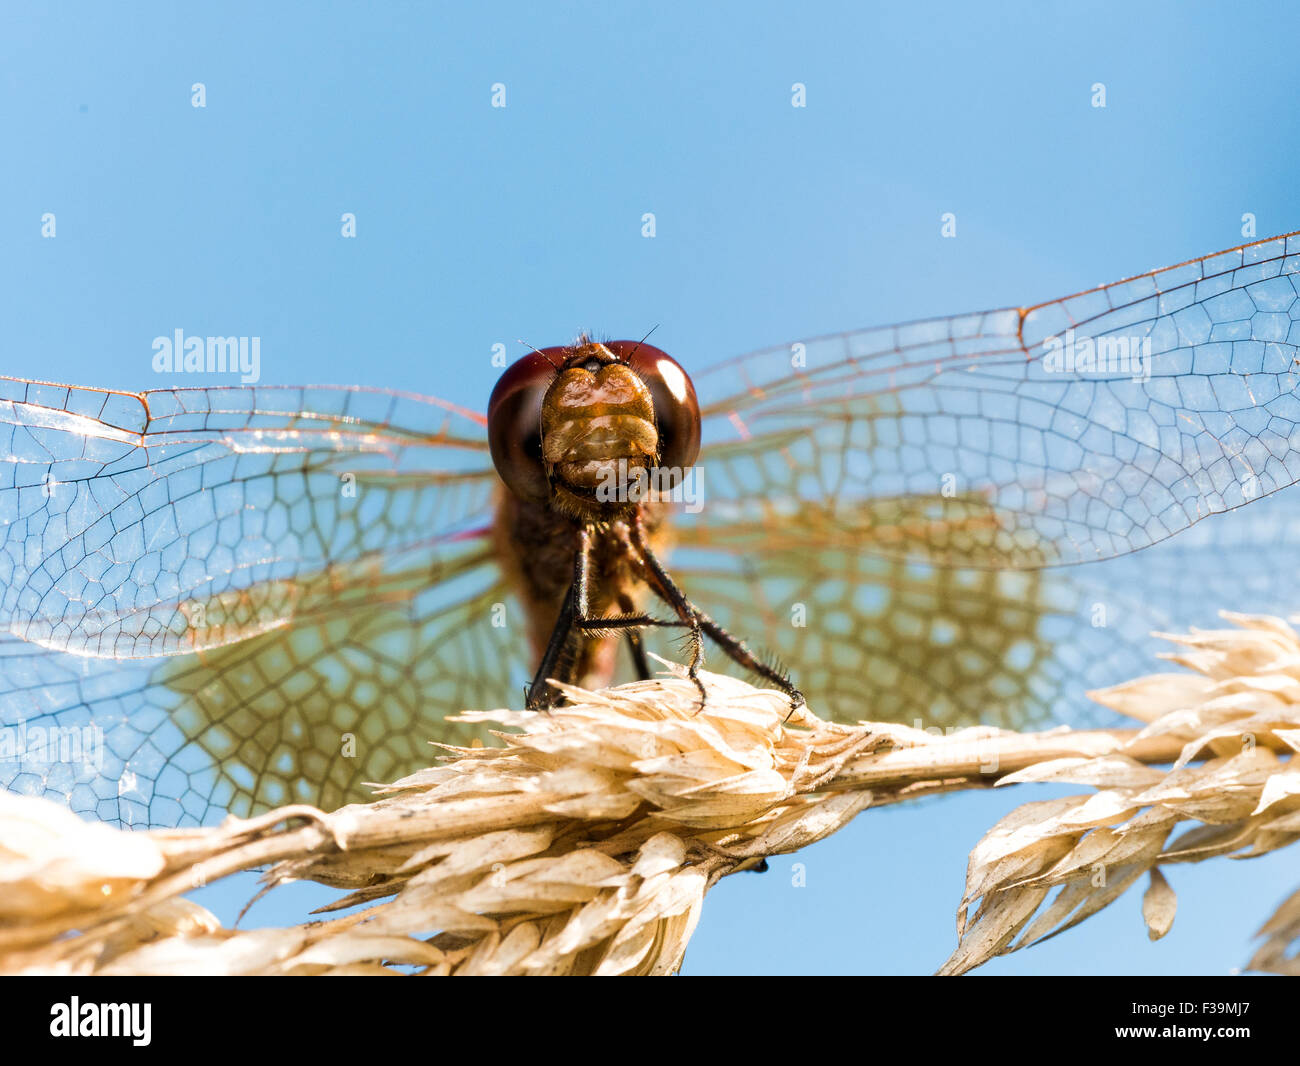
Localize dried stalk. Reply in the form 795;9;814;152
941;612;1300;974
1;616;1296;975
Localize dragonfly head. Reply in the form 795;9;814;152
488;337;701;519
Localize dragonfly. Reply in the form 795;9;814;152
487;334;804;714
3;231;1300;829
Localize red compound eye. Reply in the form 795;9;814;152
487;349;562;502
607;341;701;471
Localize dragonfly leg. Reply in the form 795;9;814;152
525;581;577;711
529;527;685;709
631;516;804;719
624;630;652;680
526;527;592;710
572;526;691;635
695;612;805;720
630;519;707;711
621;594;653;681
575;613;691;632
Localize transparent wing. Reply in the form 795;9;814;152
671;488;1300;731
0;382;531;826
662;231;1300;726
0;381;495;657
687;231;1300;568
0;536;535;826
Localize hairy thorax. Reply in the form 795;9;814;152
491;487;672;689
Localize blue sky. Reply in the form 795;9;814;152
2;1;1298;975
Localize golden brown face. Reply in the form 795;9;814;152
487;338;702;520
539;344;659;518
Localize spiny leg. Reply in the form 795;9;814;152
537;518;803;717
575;613;691;634
526;527;593;710
630;515;707;709
526;582;577;710
631;517;804;718
620;593;653;681
532;525;687;709
625;630;652;681
697;612;805;718
572;526;692;637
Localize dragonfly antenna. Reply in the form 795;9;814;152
518;338;562;368
624;324;660;363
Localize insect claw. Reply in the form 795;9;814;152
524;682;559;715
687;671;708;716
